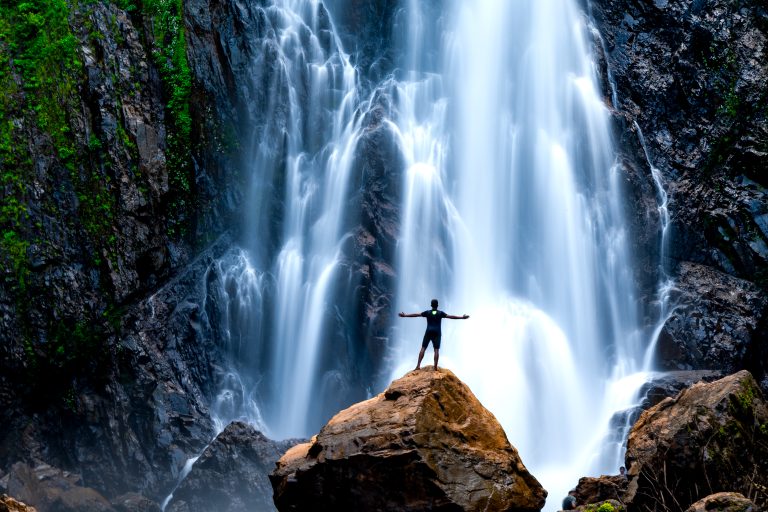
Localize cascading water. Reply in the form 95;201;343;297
390;0;652;507
193;1;669;509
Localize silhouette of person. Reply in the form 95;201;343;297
562;489;577;510
399;299;469;370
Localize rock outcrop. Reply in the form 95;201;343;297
590;0;768;387
684;492;757;512
271;369;546;512
655;262;767;374
624;370;768;511
572;474;629;508
0;494;36;512
165;421;303;512
4;462;117;512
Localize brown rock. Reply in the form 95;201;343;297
6;462;115;512
573;474;628;507
270;368;547;511
684;492;757;512
0;494;37;512
625;370;768;511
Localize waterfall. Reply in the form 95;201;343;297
390;0;649;507
198;1;663;508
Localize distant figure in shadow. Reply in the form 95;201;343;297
399;299;469;370
562;489;577;510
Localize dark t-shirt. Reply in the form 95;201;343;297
562;495;577;510
421;310;448;332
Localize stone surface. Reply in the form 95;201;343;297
637;370;725;410
656;262;768;374
572;475;629;508
624;370;768;511
591;0;768;386
271;369;547;512
110;493;161;512
684;492;757;512
5;462;115;512
0;494;37;512
165;421;303;512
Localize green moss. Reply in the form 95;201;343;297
585;502;621;512
142;0;193;235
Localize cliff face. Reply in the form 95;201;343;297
590;0;768;386
0;0;248;501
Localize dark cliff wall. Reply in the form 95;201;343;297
0;0;250;501
591;0;768;388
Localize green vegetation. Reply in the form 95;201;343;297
142;0;193;234
585;502;622;512
0;0;81;290
1;0;197;397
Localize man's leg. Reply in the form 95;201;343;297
433;348;439;370
416;346;426;370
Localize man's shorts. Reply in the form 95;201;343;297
422;330;441;349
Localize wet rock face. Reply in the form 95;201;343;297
655;262;767;374
624;370;768;511
684;492;757;512
165;421;303;512
271;369;547;512
591;0;768;383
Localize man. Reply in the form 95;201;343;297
399;299;469;370
562;489;577;510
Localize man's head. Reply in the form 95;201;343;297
431;299;438;309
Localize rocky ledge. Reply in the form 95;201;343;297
270;368;546;512
624;370;768;511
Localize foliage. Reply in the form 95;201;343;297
142;0;193;234
585;503;621;512
0;0;81;290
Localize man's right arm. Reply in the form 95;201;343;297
399;312;421;318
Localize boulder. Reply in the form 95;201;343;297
165;421;303;512
5;462;115;512
270;369;547;511
684;492;757;512
637;370;725;410
572;474;628;507
0;494;37;512
624;370;768;511
110;493;161;512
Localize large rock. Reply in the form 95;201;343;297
684;492;757;512
4;462;115;512
624;370;768;511
271;369;546;511
636;370;725;410
572;474;628;507
165;421;303;512
0;494;36;512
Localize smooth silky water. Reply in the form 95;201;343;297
191;1;673;510
390;1;660;508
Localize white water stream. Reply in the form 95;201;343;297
390;0;653;507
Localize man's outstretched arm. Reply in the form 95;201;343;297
446;314;470;319
399;312;421;318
